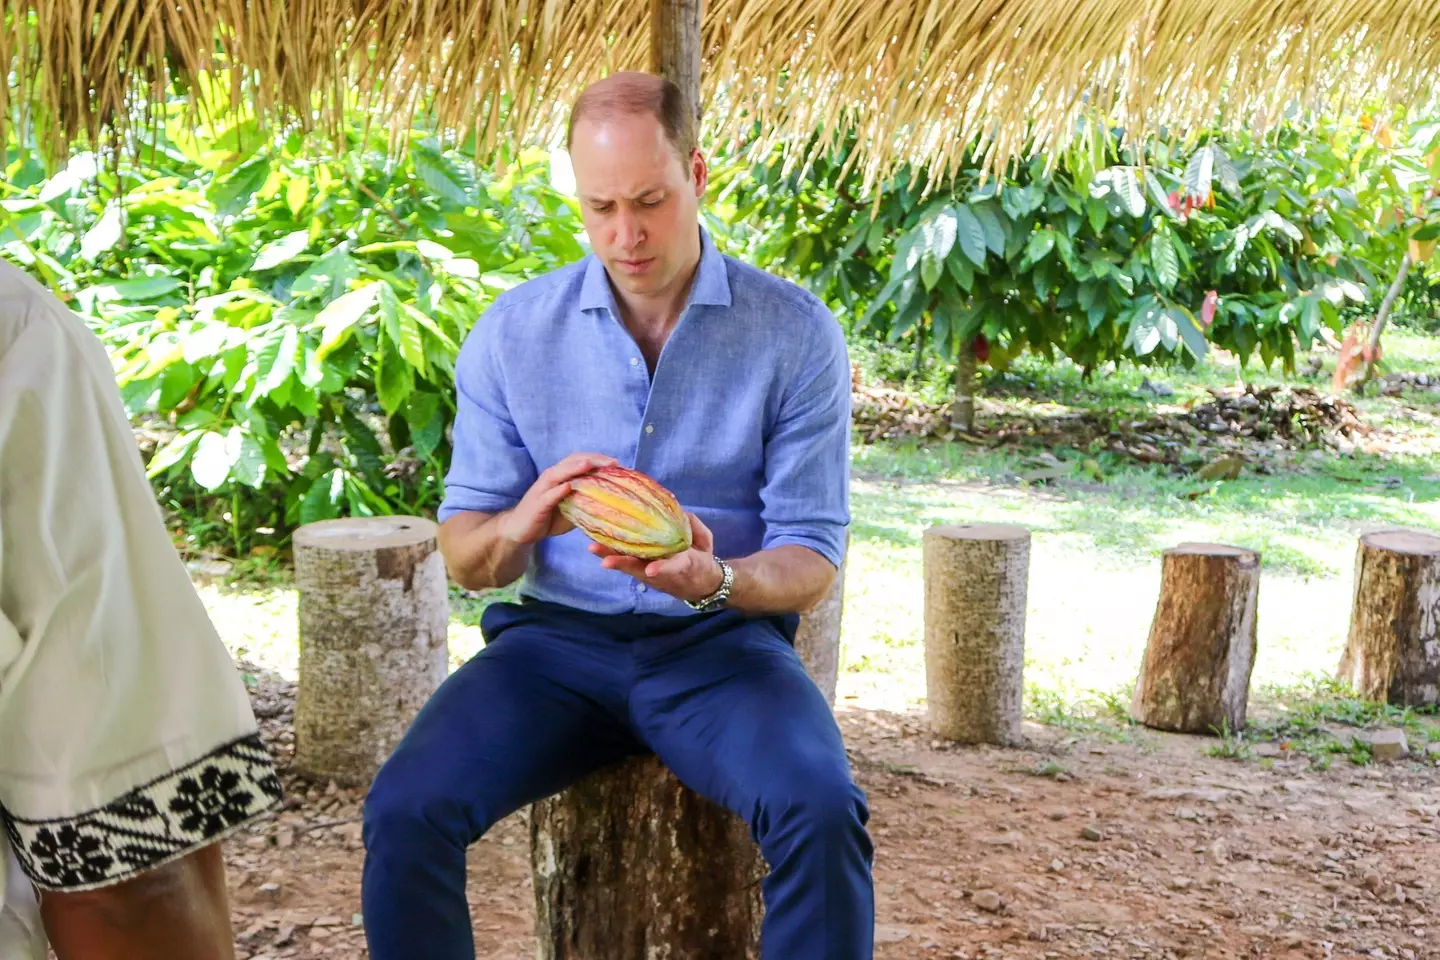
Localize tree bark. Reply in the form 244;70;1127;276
1355;252;1411;393
1129;543;1260;734
529;536;846;958
1337;529;1440;707
649;0;703;134
291;516;449;785
922;524;1030;745
949;344;977;432
531;754;764;960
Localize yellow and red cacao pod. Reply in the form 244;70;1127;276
558;465;693;559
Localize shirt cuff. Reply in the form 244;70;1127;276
3;733;283;892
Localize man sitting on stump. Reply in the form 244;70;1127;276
360;71;875;960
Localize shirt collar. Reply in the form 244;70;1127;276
577;224;732;314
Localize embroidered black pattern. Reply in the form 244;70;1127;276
3;733;283;892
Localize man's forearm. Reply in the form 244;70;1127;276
437;511;532;591
725;544;837;616
40;842;234;960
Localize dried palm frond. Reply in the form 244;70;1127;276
4;0;1440;189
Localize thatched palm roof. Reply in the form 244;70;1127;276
5;1;1440;188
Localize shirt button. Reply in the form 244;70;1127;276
637;584;647;592
644;424;654;434
630;357;639;366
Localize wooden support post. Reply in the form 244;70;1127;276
922;524;1030;746
1129;543;1260;734
291;516;449;785
1337;529;1440;706
649;0;703;132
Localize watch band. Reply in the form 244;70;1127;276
685;556;733;612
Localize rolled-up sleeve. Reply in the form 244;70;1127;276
757;307;852;568
437;304;538;523
0;283;282;893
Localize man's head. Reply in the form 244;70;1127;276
566;72;707;304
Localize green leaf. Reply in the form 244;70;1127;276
1173;308;1209;359
1412;222;1440;241
257;323;299;396
89;275;182;302
1185;147;1214;201
300;470;344;525
946;255;974;292
972;203;1007;254
230;428;267;488
406;392;445;460
1212;145;1241;196
190;430;235;491
252;230;310;271
1087;199;1108;234
921;253;943;291
80;203;124;261
314;282;382;360
396;305;428;374
1300;296;1321;341
292;245;360;300
412;148;474;206
375;337;414;414
922;209;958;261
211;158;272;216
145;430;202;478
952;204;987;265
1025;229;1056;263
1151;231;1179;289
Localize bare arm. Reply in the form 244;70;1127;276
40;843;235;960
438;452;616;591
590;515;837;616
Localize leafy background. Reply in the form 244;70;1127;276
4;81;1439;556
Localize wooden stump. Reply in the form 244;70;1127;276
292;516;448;786
1337;529;1440;706
1129;543;1260;734
529;543;848;960
922;524;1030;746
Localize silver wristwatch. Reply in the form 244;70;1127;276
685;556;733;612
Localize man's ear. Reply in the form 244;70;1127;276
690;148;709;196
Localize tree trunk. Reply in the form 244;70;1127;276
1129;543;1260;734
529;543;846;959
649;0;703;132
531;755;764;960
922;524;1030;745
949;345;977;432
1337;529;1440;707
291;516;449;785
1355;252;1411;394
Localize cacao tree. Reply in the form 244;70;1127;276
712;121;1396;424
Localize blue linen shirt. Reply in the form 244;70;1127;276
437;226;852;616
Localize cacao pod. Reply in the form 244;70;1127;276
558;464;693;559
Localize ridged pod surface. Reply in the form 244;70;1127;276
558;465;693;559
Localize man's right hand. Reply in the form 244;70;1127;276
495;452;616;546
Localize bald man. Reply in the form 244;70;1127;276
360;72;875;959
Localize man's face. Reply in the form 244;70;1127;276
568;111;707;301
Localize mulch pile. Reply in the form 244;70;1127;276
850;381;1374;472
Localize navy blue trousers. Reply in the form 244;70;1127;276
360;597;875;959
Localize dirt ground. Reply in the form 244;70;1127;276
226;665;1440;960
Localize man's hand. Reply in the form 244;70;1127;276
438;452;615;591
589;512;724;605
495;452;617;545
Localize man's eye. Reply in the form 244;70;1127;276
641;197;663;207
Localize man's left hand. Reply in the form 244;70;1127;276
588;512;724;605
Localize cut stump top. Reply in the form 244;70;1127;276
1360;528;1440;556
925;523;1031;542
1165;542;1259;560
293;515;438;552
